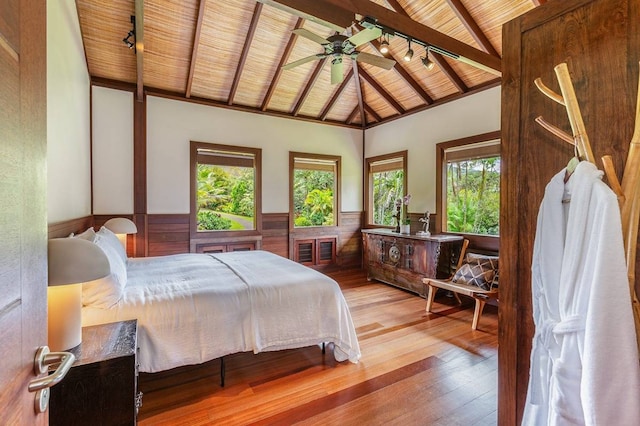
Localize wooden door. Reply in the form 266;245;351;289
0;0;48;423
500;0;640;423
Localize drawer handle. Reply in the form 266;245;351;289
136;391;144;411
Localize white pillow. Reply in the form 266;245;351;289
82;235;127;309
74;227;97;243
97;226;127;263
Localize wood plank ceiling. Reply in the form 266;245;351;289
76;0;543;129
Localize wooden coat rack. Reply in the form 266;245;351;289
534;62;640;347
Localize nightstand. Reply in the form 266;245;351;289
49;320;141;426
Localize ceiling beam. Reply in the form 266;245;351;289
364;104;382;122
346;105;360;125
134;0;144;101
261;17;304;111
228;2;263;105
382;0;466;96
266;0;501;74
320;68;354;121
430;52;468;93
292;57;328;116
352;63;366;128
368;37;433;104
358;68;405;114
532;0;547;5
185;0;206;98
256;0;350;31
384;0;407;15
445;0;499;57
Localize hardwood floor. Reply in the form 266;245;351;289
138;268;498;425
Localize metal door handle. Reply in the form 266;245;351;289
28;346;76;413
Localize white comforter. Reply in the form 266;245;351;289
82;250;361;372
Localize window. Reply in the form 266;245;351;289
290;152;340;229
190;142;262;235
365;151;407;227
436;133;500;239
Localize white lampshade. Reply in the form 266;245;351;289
104;217;137;234
104;217;138;248
48;238;110;351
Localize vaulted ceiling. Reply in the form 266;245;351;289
76;0;545;129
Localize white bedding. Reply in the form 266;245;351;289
82;250;361;372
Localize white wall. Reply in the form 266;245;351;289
90;86;499;218
364;86;501;214
92;87;134;214
146;96;363;214
47;0;92;223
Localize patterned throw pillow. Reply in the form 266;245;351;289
452;255;498;290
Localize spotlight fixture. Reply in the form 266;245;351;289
379;32;390;55
421;46;435;70
379;39;389;54
403;39;413;62
122;15;136;51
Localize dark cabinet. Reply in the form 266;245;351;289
50;320;139;426
362;229;463;295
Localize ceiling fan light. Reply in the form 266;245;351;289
380;39;389;54
403;48;413;62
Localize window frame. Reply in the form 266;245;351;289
364;150;408;228
289;151;341;231
190;141;262;240
436;131;500;251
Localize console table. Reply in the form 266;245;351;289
362;229;464;296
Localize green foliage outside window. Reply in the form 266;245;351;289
197;164;255;231
372;170;404;226
446;157;500;236
293;169;334;227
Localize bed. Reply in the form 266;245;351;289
80;237;361;373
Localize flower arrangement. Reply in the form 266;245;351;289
394;194;411;233
402;194;411;225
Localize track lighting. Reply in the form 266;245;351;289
122;15;136;51
380;39;389;54
379;31;390;55
421;46;435;70
403;39;413;62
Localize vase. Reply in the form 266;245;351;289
400;224;410;234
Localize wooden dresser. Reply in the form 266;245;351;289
50;320;140;426
362;229;464;296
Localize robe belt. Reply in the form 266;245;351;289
530;315;585;404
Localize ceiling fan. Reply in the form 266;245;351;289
283;26;396;84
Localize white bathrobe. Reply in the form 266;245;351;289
523;161;640;425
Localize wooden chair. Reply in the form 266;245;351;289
422;239;499;330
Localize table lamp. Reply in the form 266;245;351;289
104;217;138;249
48;238;110;351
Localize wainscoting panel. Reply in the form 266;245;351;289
48;216;93;239
147;214;190;256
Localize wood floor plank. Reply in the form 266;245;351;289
138;269;498;425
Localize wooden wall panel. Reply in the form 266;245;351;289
337;211;363;268
48;216;93;239
500;0;640;423
147;214;190;256
262;213;289;257
48;212;363;266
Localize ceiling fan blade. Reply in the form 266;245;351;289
346;27;382;48
293;28;329;45
283;54;325;70
353;52;396;70
331;57;344;85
